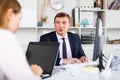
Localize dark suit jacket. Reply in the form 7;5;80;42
40;31;86;65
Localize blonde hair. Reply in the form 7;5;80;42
0;0;21;28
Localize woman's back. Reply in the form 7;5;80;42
0;29;41;80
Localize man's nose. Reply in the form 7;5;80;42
59;23;64;27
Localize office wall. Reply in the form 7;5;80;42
37;0;78;27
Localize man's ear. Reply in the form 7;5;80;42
7;8;14;20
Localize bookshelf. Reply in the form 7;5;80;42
79;0;120;58
16;0;120;58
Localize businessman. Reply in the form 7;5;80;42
40;12;88;65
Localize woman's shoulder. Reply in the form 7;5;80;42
0;29;18;46
0;29;15;38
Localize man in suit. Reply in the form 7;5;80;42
40;12;88;65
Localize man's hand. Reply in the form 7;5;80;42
62;58;81;65
79;56;88;63
31;64;43;76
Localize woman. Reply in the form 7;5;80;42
0;0;43;80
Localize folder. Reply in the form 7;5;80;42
72;7;80;27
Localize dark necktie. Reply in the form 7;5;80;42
62;38;67;58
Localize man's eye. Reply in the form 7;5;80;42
63;22;67;24
56;22;60;24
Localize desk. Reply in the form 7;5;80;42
43;66;120;80
43;67;74;80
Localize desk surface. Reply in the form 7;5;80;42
43;66;120;80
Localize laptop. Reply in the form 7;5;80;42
26;42;59;79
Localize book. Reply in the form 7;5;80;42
72;7;80;27
109;0;120;10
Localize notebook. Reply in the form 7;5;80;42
26;42;59;79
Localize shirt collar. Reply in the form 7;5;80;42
56;32;68;40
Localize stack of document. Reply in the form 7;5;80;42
64;62;99;74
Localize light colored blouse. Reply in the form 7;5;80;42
0;29;41;80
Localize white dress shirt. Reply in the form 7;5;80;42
0;29;41;80
56;32;72;64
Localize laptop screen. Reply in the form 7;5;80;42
26;42;59;76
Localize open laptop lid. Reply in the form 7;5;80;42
26;42;59;78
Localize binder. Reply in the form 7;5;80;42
109;0;120;10
72;7;80;27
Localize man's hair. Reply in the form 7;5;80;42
54;12;70;23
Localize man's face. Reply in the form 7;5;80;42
54;17;70;37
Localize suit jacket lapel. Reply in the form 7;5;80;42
50;31;58;42
68;33;74;57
